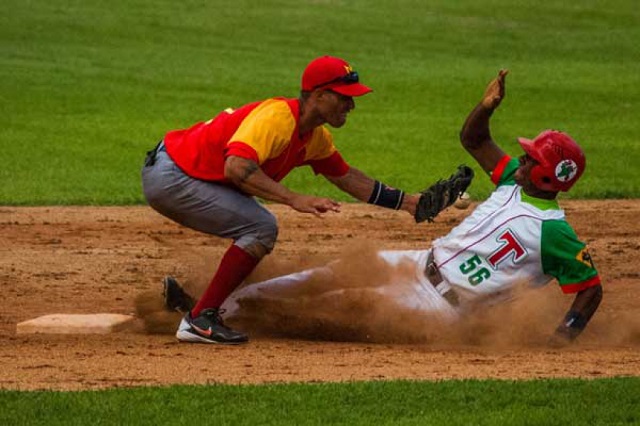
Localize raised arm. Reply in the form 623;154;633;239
460;70;509;173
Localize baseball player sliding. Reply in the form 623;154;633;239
163;70;602;346
143;55;472;345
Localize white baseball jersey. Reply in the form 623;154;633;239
433;156;600;298
222;156;600;320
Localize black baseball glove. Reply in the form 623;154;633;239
415;165;475;223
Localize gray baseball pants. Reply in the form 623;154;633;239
141;142;278;254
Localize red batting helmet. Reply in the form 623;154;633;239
517;130;586;192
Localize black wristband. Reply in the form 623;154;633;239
368;181;405;210
555;310;588;341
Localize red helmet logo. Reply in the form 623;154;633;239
518;130;586;192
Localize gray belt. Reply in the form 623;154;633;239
425;251;460;307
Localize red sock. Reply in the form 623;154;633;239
191;245;259;317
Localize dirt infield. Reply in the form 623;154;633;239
2;201;639;390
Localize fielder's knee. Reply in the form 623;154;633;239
238;220;278;259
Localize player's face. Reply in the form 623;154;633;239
515;154;538;191
516;153;558;199
317;90;355;128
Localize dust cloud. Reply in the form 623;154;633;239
135;241;640;348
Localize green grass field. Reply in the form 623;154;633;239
2;0;639;204
2;378;639;425
2;0;639;424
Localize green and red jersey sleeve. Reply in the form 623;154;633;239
491;155;518;187
540;220;601;294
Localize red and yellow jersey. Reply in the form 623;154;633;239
163;97;350;182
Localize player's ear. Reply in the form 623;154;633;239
307;90;330;108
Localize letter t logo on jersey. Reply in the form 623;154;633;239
487;229;527;269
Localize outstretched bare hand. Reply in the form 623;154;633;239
290;194;341;216
481;69;508;110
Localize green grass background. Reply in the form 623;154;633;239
2;0;639;423
2;378;639;425
2;0;638;204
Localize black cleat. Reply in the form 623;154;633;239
162;276;196;314
176;308;249;344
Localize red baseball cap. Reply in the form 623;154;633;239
301;56;372;97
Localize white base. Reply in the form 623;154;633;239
16;314;135;335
